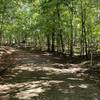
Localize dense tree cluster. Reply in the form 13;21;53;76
0;0;100;57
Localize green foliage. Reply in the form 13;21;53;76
0;0;99;54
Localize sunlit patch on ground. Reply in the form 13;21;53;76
0;81;63;99
78;84;88;88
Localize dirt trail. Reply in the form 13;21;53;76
0;48;100;100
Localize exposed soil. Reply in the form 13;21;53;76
0;47;100;100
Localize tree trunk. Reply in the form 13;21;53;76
80;1;88;58
56;1;64;53
51;30;55;52
69;8;74;57
47;34;50;51
60;33;64;52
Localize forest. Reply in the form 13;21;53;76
0;0;100;100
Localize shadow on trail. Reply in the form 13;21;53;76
0;48;100;100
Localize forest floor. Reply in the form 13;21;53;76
0;47;100;100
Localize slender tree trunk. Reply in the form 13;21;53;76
83;9;88;58
51;31;55;52
70;8;74;57
84;27;88;58
47;34;50;51
80;0;84;56
60;33;64;52
80;1;88;58
56;1;64;53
